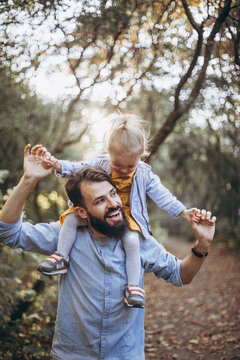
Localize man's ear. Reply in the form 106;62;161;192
75;206;87;219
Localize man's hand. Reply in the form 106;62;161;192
180;209;216;284
0;144;53;223
191;209;216;253
24;144;52;181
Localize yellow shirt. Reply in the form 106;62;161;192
59;204;75;226
111;168;141;232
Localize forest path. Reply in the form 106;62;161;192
144;238;240;360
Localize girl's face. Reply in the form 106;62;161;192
109;150;140;177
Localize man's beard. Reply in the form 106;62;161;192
87;206;128;238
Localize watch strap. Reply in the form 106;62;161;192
191;247;208;258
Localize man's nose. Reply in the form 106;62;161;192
106;197;118;208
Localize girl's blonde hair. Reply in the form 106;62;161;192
106;114;148;157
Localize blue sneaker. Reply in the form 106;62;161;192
38;252;69;275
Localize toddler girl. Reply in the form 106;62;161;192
38;114;193;308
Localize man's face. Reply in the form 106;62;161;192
77;180;128;238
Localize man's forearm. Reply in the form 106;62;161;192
0;175;37;223
180;254;206;284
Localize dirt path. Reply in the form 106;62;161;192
144;238;240;360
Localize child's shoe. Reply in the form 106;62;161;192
124;285;145;308
37;252;69;275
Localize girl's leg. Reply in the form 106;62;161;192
38;213;84;275
57;213;84;258
122;230;141;286
122;230;145;308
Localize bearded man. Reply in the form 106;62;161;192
0;145;216;360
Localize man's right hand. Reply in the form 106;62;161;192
24;144;53;181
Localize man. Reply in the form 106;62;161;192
0;144;216;360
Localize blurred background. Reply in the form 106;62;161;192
0;0;239;359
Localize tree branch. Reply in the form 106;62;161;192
146;0;232;163
175;26;203;109
51;123;88;154
181;0;202;34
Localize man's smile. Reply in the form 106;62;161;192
105;207;123;222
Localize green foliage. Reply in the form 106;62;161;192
0;245;57;359
0;63;58;190
0;62;69;222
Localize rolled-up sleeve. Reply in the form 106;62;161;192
141;236;183;287
0;217;60;255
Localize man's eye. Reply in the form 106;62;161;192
96;199;104;205
111;190;117;197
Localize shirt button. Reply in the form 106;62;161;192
102;336;106;339
104;315;108;318
106;292;110;296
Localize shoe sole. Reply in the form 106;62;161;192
124;297;144;308
37;268;68;275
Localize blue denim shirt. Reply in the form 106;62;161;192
0;218;182;360
58;155;186;238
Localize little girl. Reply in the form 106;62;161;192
38;114;194;308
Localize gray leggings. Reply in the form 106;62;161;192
57;213;141;286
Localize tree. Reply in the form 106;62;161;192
0;60;69;223
0;0;238;158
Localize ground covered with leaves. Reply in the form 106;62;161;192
0;239;239;360
145;238;240;360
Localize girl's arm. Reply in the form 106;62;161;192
145;165;186;218
178;208;199;223
145;167;215;225
42;151;107;178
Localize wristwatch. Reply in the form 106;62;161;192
191;247;208;258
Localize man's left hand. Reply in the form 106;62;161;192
24;144;52;181
191;209;216;253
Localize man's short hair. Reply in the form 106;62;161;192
65;166;116;207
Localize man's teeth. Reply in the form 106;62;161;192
108;210;119;218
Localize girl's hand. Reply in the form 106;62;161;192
179;208;198;223
42;152;61;172
42;151;53;169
